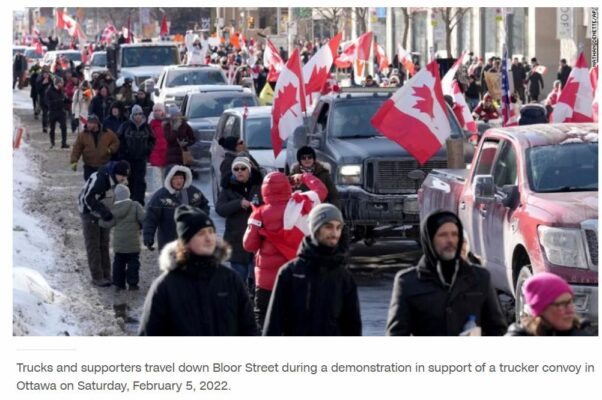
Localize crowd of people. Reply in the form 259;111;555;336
14;32;592;337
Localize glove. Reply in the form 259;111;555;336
101;212;113;222
144;240;155;251
70;162;77;171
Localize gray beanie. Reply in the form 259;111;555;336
231;156;251;172
114;184;130;202
308;204;344;237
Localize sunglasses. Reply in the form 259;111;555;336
300;155;314;160
233;166;248;172
133;112;143;116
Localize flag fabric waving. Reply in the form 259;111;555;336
397;44;415;76
263;39;284;82
353;31;373;85
271;48;306;157
160;15;169;37
591;65;598;122
374;42;390;72
452;80;477;133
371;60;452;165
441;50;466;95
101;24;118;44
552;52;594;123
302;33;342;105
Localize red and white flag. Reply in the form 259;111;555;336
397;44;415;76
302;32;342;104
371;60;452;165
452;80;477;133
533;65;547;75
591;65;598;122
334;41;356;68
374;42;390;72
282;190;322;248
271;48;306;157
101;24;117;44
160;15;169;37
263;39;284;82
353;31;373;85
55;9;65;29
552;53;594;123
441;50;466;95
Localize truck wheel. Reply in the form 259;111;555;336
514;265;533;322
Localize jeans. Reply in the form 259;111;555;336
112;252;141;288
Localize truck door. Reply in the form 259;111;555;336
461;140;501;260
482;140;518;288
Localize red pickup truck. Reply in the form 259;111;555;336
418;123;598;325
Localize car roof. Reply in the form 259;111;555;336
121;42;178;48
487;123;598;148
224;106;272;118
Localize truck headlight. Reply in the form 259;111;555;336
338;164;362;185
538;226;588;268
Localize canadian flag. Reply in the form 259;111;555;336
334;41;356;68
397;44;415;76
441;50;466;96
302;32;342;105
552;53;594;123
353;31;373;85
271;48;306;157
452;80;477;133
55;9;65;29
263;39;284;82
101;24;118;44
374;42;390;72
371;60;452;165
282;190;322;251
160;15;169;37
591;65;598;122
533;65;548;75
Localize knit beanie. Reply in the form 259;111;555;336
426;211;461;244
297;146;316;163
112;160;130;177
219;136;239;152
53;76;63;86
231;156;251;172
308;204;344;238
523;272;573;317
175;205;216;243
114;184;130;202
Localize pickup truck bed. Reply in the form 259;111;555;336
418;169;469;221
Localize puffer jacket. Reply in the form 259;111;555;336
215;170;263;265
149;118;168;167
386;210;507;336
290;161;340;208
138;240;258;336
88;91;115;121
263;237;362;336
99;198;145;253
44;85;67;117
243;172;327;291
163;120;196;166
143;166;210;250
117;106;156;161
70;125;120;167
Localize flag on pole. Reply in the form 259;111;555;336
302;32;342;105
101;24;118;44
334;41;356;69
452;80;477;133
441;50;466;95
160;15;169;37
552;52;594;123
397;44;415;76
55;9;65;29
353;31;373;85
371;60;452;165
590;65;598;122
374;42;390;72
263;39;284;82
259;82;274;106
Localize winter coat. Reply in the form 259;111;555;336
143;166;210;250
134;97;154;118
36;75;52;107
263;237;362;336
149;118;168;167
291;162;340;209
473;103;500;121
511;63;527;89
527;71;544;98
386;211;507;336
164;121;196;166
78;161;121;220
89;93;115;122
215;170;263;265
71;88;92;121
99;198;145;253
138;241;258;336
117;114;156;161
557;65;572;88
29;69;40;99
70;126;120;168
102;115;126;136
243;173;328;291
505;321;593;336
44;85;67;117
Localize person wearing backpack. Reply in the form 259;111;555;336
116;104;156;205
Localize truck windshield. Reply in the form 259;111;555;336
188;94;258;119
166;69;227;87
330;99;387;138
527;142;598;192
90;53;106;67
60;52;81;62
122;46;179;68
244;116;277;149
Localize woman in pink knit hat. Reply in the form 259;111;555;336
506;272;593;336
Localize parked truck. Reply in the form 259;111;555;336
418;123;598;325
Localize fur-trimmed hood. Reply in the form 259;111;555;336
158;239;232;273
164;165;193;194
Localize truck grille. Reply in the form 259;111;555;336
364;159;448;194
585;229;598;266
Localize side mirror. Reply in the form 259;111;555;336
292;125;308;149
501;184;519;208
473;175;495;204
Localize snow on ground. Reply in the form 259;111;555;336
13;115;79;336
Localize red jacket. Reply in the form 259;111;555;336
149;118;168;167
243;172;327;290
473;103;499;121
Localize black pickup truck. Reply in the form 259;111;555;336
287;88;475;243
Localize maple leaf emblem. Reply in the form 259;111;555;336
273;83;299;122
412;85;435;119
305;66;329;94
558;77;579;107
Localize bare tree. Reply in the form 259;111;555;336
313;7;345;38
353;7;368;36
435;7;471;58
400;8;412;50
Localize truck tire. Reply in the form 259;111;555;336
514;265;533;322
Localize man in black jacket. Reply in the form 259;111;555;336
78;160;130;286
263;204;362;336
511;57;527;103
557;58;572;88
386;210;507;336
527;58;544;102
44;76;69;148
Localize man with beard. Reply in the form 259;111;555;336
386;210;507;336
263;204;361;336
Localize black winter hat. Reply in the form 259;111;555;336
219;136;240;152
113;160;130;177
425;211;461;244
175;205;216;243
297;146;316;162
